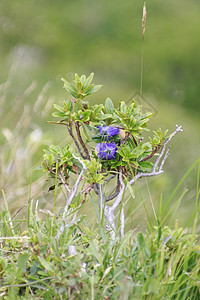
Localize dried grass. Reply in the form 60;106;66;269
0;55;56;218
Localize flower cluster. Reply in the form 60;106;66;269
96;142;117;160
97;126;119;141
96;126;119;160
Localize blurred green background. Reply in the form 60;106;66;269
0;0;199;229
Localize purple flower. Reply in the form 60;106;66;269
96;142;117;160
98;126;119;141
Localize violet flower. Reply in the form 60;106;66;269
98;126;119;141
96;142;117;160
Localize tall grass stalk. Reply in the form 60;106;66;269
145;177;157;221
162;159;199;213
1;189;14;236
53;162;58;228
27;175;32;228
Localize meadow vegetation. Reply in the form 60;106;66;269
0;73;199;299
0;204;199;299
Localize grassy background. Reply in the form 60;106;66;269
0;0;200;229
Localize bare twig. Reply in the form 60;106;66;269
57;169;71;193
106;186;120;202
80;184;93;204
62;154;86;217
133;136;138;147
56;155;86;240
129;125;183;186
104;174;116;185
67;123;87;159
120;206;125;238
103;169;125;240
129;169;163;186
140;145;161;162
111;170;125;212
75;122;90;160
93;183;100;195
152;125;182;172
159;146;170;171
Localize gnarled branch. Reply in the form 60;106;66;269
129;125;182;186
56;155;86;240
103;125;183;240
75;122;90;160
67;123;87;159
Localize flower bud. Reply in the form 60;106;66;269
119;129;126;139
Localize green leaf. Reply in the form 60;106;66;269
30;262;39;276
117;145;130;157
115;111;126;119
52;112;66;118
93;104;103;115
138;161;153;172
137;232;145;248
139;118;150;127
49;145;60;154
83;73;94;90
82;110;91;121
80;74;86;84
53;104;64;112
105;98;114;114
85;85;102;95
82;122;93;140
48;154;53;166
119;101;127;114
38;256;54;273
132;146;146;158
61;78;78;97
130;161;139;168
97;114;113;120
18;253;29;269
64;100;73;112
74;73;80;82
